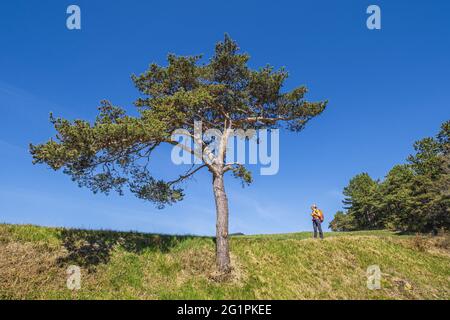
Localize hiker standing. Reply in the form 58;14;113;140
311;204;324;239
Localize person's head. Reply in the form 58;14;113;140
311;204;317;210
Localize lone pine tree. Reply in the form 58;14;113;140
30;35;327;273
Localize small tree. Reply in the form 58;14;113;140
343;173;382;229
329;211;356;232
30;35;327;272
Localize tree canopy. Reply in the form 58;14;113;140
30;35;327;208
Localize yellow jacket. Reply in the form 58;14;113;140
311;208;323;221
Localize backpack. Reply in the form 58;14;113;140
317;209;324;222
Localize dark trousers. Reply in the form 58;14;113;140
313;219;323;239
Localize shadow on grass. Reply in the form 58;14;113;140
57;228;211;270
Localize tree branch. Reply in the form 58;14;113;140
168;164;208;186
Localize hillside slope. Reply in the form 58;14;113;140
0;224;449;299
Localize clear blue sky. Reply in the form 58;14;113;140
0;0;448;235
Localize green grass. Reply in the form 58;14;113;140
0;223;449;300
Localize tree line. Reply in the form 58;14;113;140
330;120;449;234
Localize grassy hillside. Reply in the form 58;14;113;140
0;224;449;300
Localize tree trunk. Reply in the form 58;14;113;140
212;173;231;273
